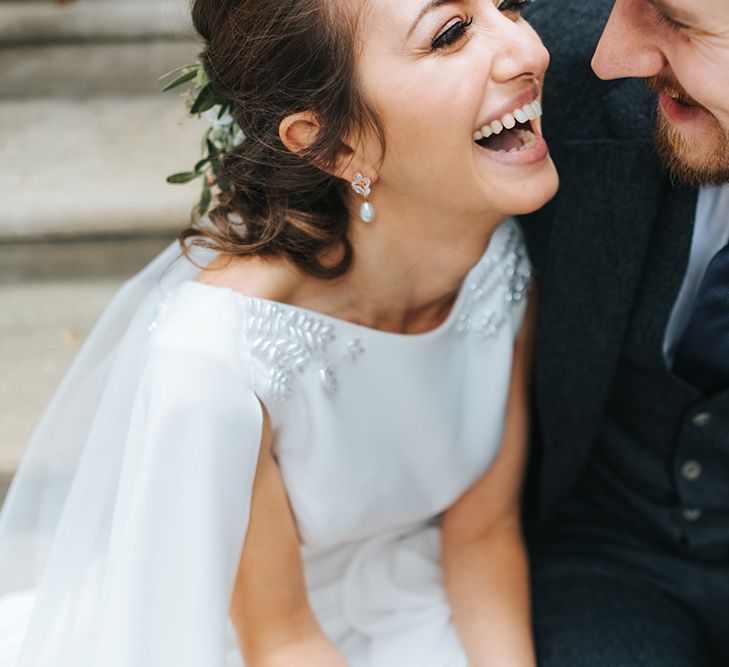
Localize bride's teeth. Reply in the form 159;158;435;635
519;129;538;150
475;99;543;146
513;108;528;124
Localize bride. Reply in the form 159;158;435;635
0;0;558;665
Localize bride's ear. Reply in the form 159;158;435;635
279;111;321;157
279;112;379;187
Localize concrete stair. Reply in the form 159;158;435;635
1;0;192;43
0;1;208;499
0;0;208;240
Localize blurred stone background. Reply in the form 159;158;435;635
0;0;205;505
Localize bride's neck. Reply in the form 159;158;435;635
199;198;506;335
288;198;506;335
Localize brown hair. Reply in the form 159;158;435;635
181;0;384;279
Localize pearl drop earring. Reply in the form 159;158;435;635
351;172;375;223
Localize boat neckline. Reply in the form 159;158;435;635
178;219;514;342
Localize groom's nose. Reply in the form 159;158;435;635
592;0;667;80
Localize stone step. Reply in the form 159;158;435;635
1;39;200;98
0;0;193;44
0;1;214;240
0;94;209;239
0;472;11;508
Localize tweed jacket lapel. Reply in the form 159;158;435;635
534;139;666;516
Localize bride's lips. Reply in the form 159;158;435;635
475;132;549;166
473;84;549;166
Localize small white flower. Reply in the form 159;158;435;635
205;106;235;130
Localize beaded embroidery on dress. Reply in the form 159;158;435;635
0;218;530;667
244;299;339;400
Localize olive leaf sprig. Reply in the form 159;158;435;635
161;61;244;216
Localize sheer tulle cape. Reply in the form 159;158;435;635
0;243;261;666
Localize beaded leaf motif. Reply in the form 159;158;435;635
456;224;532;339
244;299;363;401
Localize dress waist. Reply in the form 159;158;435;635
301;521;467;667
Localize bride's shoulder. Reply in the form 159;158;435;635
146;255;298;360
195;254;299;302
147;281;241;363
134;280;257;409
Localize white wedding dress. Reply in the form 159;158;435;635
0;218;531;667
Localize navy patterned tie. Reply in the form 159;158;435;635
673;242;729;393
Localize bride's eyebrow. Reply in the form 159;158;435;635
407;0;462;38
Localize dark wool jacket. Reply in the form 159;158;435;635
519;0;699;523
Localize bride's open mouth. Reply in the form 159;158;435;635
473;98;548;165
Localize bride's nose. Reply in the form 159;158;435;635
488;20;550;83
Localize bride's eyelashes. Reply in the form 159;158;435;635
497;0;533;17
431;15;474;51
429;0;533;52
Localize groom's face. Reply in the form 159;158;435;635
592;0;729;186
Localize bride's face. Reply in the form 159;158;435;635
354;0;559;218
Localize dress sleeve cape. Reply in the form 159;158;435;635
0;243;262;667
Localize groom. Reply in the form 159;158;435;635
521;0;729;664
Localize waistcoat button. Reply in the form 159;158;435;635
682;508;702;522
692;412;713;427
680;460;703;481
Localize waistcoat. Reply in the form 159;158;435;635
571;185;729;560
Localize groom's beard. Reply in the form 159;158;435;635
647;74;729;187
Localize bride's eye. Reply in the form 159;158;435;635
496;0;532;17
431;16;473;51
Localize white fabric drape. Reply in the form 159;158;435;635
0;218;531;667
0;244;262;666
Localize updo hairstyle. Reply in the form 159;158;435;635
181;0;385;279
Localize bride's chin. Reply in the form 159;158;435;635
477;159;559;216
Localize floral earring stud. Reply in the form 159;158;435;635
351;172;375;223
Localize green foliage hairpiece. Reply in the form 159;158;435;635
161;61;244;217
